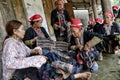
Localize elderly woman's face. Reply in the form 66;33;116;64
71;27;81;38
104;15;112;24
35;20;43;28
57;1;64;9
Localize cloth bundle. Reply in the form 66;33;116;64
51;61;73;79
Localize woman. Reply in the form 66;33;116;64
69;18;99;72
2;20;47;80
23;14;91;80
94;12;120;54
23;14;50;49
51;0;71;42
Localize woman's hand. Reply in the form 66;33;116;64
54;24;59;30
83;43;90;51
59;26;65;31
75;45;83;50
31;37;38;44
35;49;42;55
31;46;43;55
65;56;70;59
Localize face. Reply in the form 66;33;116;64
57;1;64;9
14;25;25;39
71;27;81;38
104;15;112;24
34;20;43;28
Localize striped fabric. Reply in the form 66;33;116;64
51;61;73;79
37;39;69;51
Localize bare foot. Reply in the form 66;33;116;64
74;72;91;79
99;52;103;61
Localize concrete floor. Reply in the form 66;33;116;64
91;53;120;80
0;53;2;80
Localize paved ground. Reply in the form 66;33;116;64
91;53;120;80
0;52;2;80
0;51;120;80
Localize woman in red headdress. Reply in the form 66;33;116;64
112;5;119;18
51;0;71;42
23;14;50;49
93;12;120;54
23;15;92;80
69;18;101;73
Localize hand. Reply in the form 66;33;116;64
31;37;38;44
34;46;42;55
65;56;70;59
75;45;83;50
60;26;65;31
83;43;90;51
54;24;59;30
67;22;71;27
35;49;42;55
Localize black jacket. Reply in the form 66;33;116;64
93;22;120;35
23;27;50;49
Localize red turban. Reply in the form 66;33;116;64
95;18;103;24
70;18;82;29
104;12;114;19
29;14;42;22
112;5;119;11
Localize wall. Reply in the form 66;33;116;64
42;0;55;36
0;10;6;50
11;0;27;26
0;0;16;50
74;10;89;27
22;0;49;34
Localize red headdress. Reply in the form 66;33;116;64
104;12;114;19
29;14;43;22
70;18;82;29
112;5;119;11
95;18;103;24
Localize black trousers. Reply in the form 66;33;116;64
11;67;39;80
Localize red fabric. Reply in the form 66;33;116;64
55;20;67;25
104;12;114;19
112;5;119;10
95;18;103;24
77;53;84;64
70;18;82;29
29;14;42;21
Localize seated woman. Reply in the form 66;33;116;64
2;20;47;80
23;14;91;80
69;18;99;72
93;12;120;54
23;14;50;49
